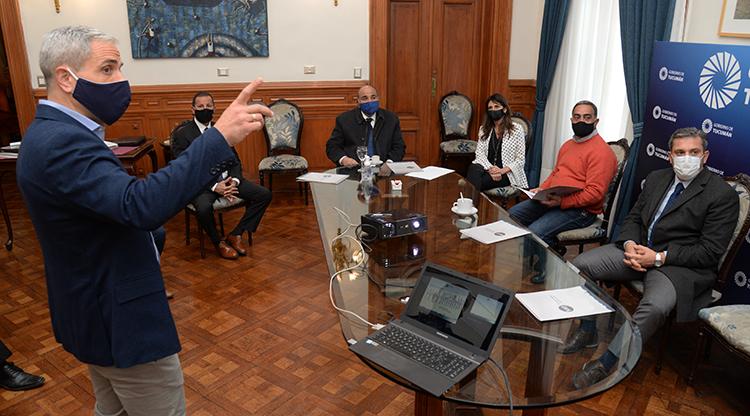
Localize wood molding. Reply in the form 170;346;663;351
508;79;536;121
32;80;368;182
0;0;34;134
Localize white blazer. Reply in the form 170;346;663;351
472;122;528;188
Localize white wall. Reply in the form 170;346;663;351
682;0;750;45
20;0;369;87
509;0;543;80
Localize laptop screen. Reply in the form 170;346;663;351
403;263;512;352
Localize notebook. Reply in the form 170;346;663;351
349;262;514;397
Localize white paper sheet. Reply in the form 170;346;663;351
386;161;422;175
296;172;349;184
519;186;582;201
405;166;454;180
515;286;614;322
459;220;530;244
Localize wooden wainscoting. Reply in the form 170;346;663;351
508;79;536;122
32;81;367;179
32;79;534;179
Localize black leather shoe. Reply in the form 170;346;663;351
559;327;599;354
530;270;546;284
572;359;609;389
0;362;45;391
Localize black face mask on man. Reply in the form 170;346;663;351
67;68;131;125
571;121;595;138
194;108;214;125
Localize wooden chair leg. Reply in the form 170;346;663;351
578;243;584;254
688;324;708;385
184;209;191;245
259;171;264;187
198;221;206;259
613;283;621;301
655;315;674;375
218;213;225;237
268;173;273;191
304;182;309;206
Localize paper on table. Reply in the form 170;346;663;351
405;166;454;180
296;172;349;184
0;152;18;159
515;286;613;322
459;220;529;244
520;186;581;201
386;161;422;175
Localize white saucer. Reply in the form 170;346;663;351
451;206;478;216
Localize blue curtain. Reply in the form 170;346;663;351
525;0;571;187
611;0;675;238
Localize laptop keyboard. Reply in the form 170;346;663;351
370;326;473;379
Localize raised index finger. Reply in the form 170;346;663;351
234;78;264;105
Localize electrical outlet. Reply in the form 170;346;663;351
217;67;229;77
353;67;362;79
37;75;47;88
303;65;316;75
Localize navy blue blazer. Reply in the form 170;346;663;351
17;104;236;368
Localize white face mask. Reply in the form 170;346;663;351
672;155;703;181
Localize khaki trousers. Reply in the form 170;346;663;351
88;353;185;416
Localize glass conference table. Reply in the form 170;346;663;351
310;167;641;415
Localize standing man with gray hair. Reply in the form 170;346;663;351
17;26;272;415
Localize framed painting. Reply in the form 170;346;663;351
126;0;269;59
720;0;750;38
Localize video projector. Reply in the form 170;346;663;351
361;209;428;240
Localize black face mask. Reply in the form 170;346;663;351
572;121;595;138
195;108;214;125
488;110;505;121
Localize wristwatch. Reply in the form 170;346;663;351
654;252;663;268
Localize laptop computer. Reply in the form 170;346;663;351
349;262;514;397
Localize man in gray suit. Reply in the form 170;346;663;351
565;127;739;388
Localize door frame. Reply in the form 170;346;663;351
369;0;513;164
0;0;33;134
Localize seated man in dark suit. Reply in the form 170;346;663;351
0;340;44;391
564;127;739;388
172;92;272;260
326;85;406;167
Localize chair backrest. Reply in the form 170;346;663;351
439;91;473;141
262;99;304;155
510;111;532;158
601;139;631;233
717;173;750;288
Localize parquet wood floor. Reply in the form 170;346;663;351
0;180;748;415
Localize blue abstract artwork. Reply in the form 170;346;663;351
126;0;268;59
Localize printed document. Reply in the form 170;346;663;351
386;161;422;175
515;286;613;322
406;166;454;180
459;220;530;244
520;186;582;201
296;172;349;184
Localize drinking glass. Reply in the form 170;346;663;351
356;145;367;171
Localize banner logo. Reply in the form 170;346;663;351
652;106;662;119
659;67;668;81
699;51;741;109
702;118;713;134
735;271;747;288
646;143;655;156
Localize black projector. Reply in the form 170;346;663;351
361;209;428;240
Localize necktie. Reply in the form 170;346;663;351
365;117;375;156
647;182;685;247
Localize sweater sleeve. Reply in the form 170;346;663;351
560;143;616;210
473;126;492;170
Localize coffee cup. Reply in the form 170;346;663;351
453;197;473;213
371;155;381;164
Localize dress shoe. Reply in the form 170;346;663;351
226;234;247;256
0;362;45;391
216;241;239;260
559;327;599;354
572;359;609;389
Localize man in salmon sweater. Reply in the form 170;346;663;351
509;101;617;282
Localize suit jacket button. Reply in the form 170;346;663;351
210;168;218;175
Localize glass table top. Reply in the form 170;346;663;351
309;167;641;409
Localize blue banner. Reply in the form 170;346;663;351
635;41;750;305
